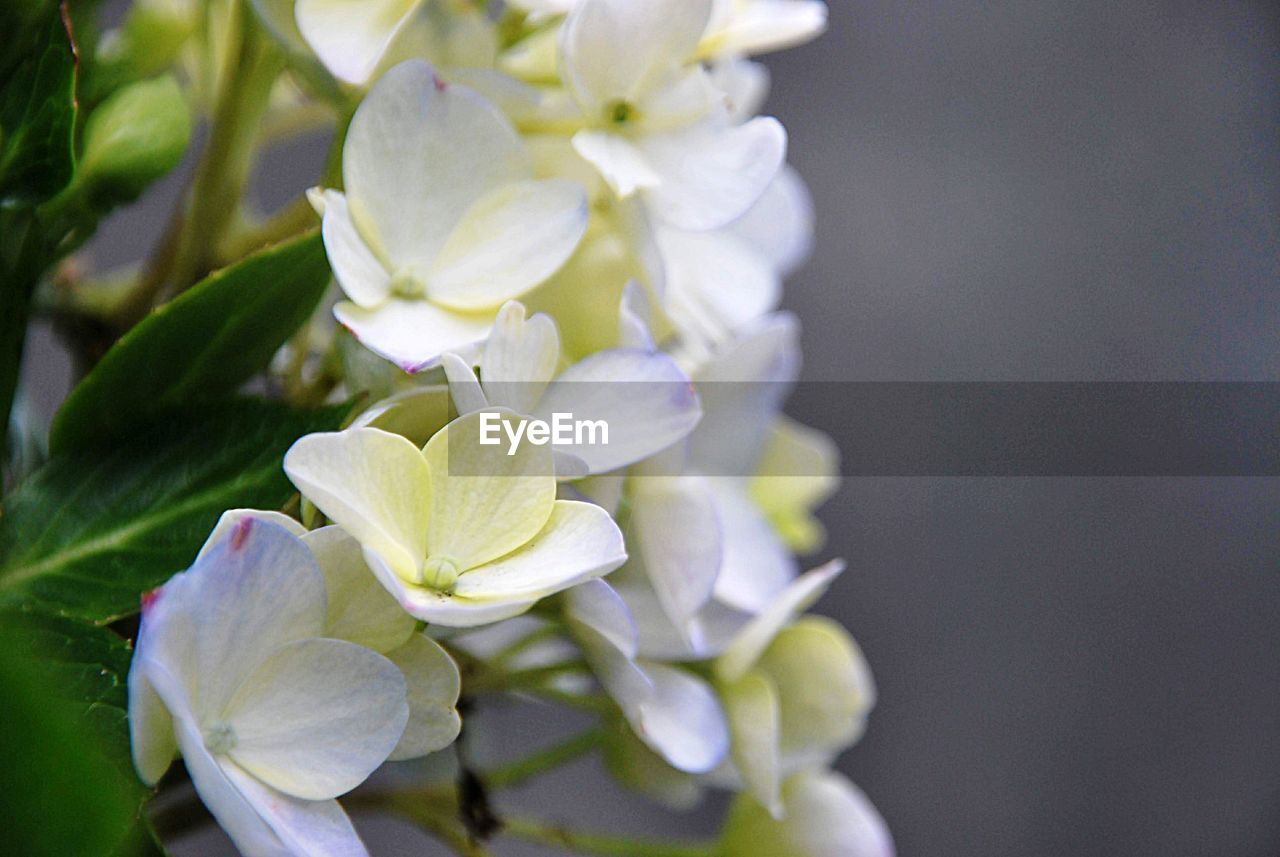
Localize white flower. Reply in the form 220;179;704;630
559;0;786;230
313;60;588;372
699;0;829;60
721;770;894;857
441;300;702;477
284;411;627;627
199;511;463;760
129;517;410;857
565;580;729;773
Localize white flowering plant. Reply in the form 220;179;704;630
0;1;892;855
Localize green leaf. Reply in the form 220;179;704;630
50;232;331;452
0;7;78;207
0;613;141;856
10;609;136;765
0;398;346;623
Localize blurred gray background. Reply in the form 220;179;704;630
24;1;1280;855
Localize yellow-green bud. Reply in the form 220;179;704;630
422;556;461;592
78;75;190;204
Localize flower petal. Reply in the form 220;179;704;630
352;385;456;450
637;116;786;231
749;417;840;553
428;180;588;312
334;298;494;375
225;638;409;801
727;166;814;277
617;579;751;661
722;770;896;857
560;0;712;110
141;519;328;718
687;313;800;476
423;410;557;571
318;189;392;309
343;60;531;272
566;578;640;659
441;352;490;415
714;559;844;683
534;348;701;473
171;715;289;856
658;226;780;346
385;633;463;760
285;427;432;583
572;131;661;198
630;477;722;647
723;671;783;817
302;526;417;653
221;763;372;857
757;617;875;764
195;509;307;563
128;666;176;786
479;301;561;413
707;479;797;614
295;0;422;85
632;661;729;773
452;500;626;600
700;0;828;59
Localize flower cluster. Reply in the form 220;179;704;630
123;1;892;854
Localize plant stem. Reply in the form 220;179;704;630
489;624;563;669
484;728;604;791
501;818;720;857
123;0;282;324
218;193;318;264
468;660;590;694
527;686;616;715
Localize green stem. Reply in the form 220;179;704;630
484;728;603;791
527;686;615;715
501;818;720;857
468;660;590;694
218;193;318;265
489;624;563;669
124;0;283;324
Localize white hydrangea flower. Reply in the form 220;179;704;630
284;411;627;627
199;511;463;760
441;300;702;477
129;517;410;857
721;770;895;857
312;60;588;372
565;579;729;773
559;0;786;230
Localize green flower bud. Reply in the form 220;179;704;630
78;75;190;204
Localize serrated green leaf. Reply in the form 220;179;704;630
0;614;141;856
0;398;346;623
0;7;78;206
50;232;331;452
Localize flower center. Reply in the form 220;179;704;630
204;721;238;755
605;99;636;127
422;556;460;592
390;266;427;299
